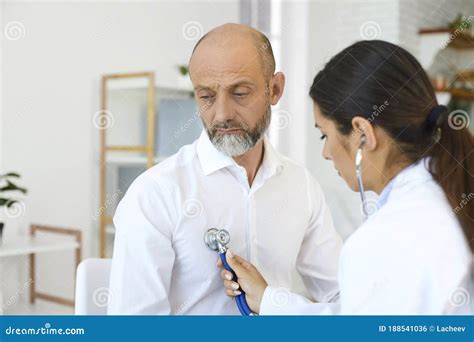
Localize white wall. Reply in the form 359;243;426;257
1;0;239;312
276;0;473;239
276;0;399;239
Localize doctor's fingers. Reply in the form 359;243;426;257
220;269;234;281
224;279;240;291
227;254;255;276
232;255;255;271
225;288;242;297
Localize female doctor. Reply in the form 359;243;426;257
218;40;473;314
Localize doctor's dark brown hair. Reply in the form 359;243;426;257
309;40;474;250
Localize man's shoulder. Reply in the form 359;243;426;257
150;140;199;173
276;151;319;185
131;140;199;190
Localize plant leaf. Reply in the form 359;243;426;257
0;180;27;194
0;172;20;179
0;198;18;207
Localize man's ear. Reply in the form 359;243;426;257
351;116;377;151
269;72;285;105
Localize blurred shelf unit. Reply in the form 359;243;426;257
98;71;202;258
418;27;474;50
418;27;474;106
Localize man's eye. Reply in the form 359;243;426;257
233;93;248;97
320;134;327;140
200;95;212;100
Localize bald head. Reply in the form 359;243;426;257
189;23;275;81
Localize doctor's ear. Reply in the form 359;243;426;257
351;116;377;151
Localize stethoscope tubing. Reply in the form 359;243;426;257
219;252;252;316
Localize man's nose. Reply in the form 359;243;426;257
213;94;235;122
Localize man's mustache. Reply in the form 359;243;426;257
210;120;249;132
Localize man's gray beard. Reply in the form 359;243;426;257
204;107;271;157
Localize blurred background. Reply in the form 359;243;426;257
0;0;472;315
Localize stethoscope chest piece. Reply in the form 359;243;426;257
204;228;230;253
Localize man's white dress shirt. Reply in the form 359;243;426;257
107;131;342;315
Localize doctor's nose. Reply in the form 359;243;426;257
322;144;332;161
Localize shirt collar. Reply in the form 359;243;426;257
196;130;284;177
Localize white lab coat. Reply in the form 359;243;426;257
260;159;472;315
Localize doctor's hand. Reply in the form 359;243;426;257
216;250;268;314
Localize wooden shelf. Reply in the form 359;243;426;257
419;27;452;34
443;88;474;100
106;154;168;165
106;77;193;93
419;27;474;50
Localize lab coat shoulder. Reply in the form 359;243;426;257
339;177;471;314
262;163;471;315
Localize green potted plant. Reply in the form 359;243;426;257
0;172;27;244
176;64;193;91
448;14;472;31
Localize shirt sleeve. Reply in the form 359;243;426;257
107;172;176;315
295;171;343;303
260;286;340;315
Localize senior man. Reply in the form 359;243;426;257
107;23;342;315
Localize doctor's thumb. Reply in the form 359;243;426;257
225;250;242;273
226;250;251;278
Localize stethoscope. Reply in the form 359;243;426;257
356;135;368;220
204;228;253;316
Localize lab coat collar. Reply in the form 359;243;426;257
378;158;433;207
196;130;284;177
